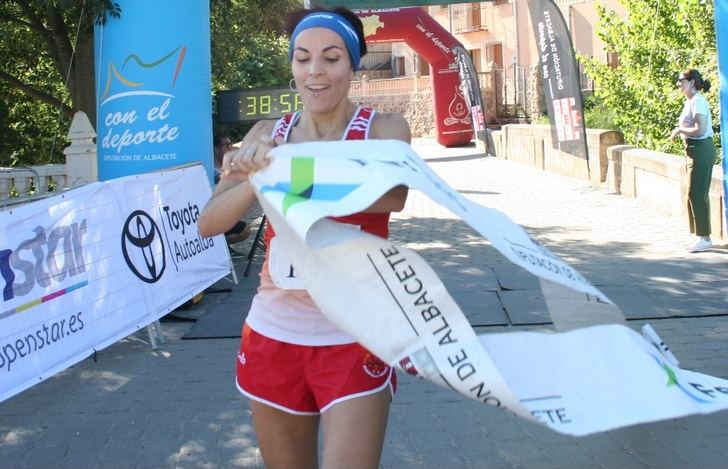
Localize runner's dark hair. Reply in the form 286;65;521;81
284;6;368;58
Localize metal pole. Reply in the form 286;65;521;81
513;0;520;68
513;64;517;115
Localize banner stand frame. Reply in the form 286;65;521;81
245;216;267;277
226;259;239;286
145;320;165;350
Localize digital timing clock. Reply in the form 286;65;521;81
217;87;304;124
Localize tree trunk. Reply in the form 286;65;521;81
0;69;75;119
72;29;97;130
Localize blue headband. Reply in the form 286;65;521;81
288;12;361;71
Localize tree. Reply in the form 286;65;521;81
1;1;121;124
0;0;119;166
209;0;298;141
1;0;297;167
210;0;297;91
581;0;717;154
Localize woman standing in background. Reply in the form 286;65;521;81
670;68;716;253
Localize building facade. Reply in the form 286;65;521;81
360;1;624;81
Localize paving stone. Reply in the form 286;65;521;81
56;450;101;469
460;290;509;326
499;289;551;325
2;139;728;469
492;264;542;291
598;285;666;319
590;449;649;469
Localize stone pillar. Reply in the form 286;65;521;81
361;73;369;95
528;64;545;120
63;111;98;188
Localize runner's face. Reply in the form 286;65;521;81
291;28;354;114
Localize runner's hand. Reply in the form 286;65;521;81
221;134;283;181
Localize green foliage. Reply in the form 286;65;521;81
0;0;104;166
582;92;619;131
0;1;76;165
0;84;70;167
581;0;718;155
210;0;297;141
210;0;296;91
1;0;297;167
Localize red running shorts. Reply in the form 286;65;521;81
236;324;396;414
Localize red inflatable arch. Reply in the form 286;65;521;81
357;7;472;147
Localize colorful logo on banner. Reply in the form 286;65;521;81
361;14;384;37
0;221;89;319
259;157;360;215
94;0;213;182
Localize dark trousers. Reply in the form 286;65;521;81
685;137;716;236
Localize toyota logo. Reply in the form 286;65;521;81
121;210;166;283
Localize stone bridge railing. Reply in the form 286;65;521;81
0;165;69;204
6;113;725;240
492;124;726;239
1;112;97;208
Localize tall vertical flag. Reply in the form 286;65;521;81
453;45;493;156
715;4;728;232
526;0;589;167
94;0;214;183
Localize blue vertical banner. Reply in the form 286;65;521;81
716;3;728;232
94;0;213;182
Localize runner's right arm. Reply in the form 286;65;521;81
198;120;276;237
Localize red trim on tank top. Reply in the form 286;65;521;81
265;106;386;244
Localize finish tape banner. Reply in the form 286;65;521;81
94;0;214;183
0;165;229;403
251;140;728;435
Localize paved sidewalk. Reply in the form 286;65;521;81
2;138;728;469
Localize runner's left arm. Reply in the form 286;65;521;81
362;112;411;213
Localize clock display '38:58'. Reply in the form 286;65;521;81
217;87;305;123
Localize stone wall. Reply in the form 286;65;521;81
351;92;435;138
352;86;498;139
356;70;394;80
498;124;623;185
491;125;727;239
606;146;726;239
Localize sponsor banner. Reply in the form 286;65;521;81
251;139;728;435
715;5;728;232
94;0;214;183
527;0;589;162
0;165;229;403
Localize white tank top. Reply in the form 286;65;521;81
245;106;380;345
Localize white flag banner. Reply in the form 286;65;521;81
250;139;728;436
0;164;229;403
